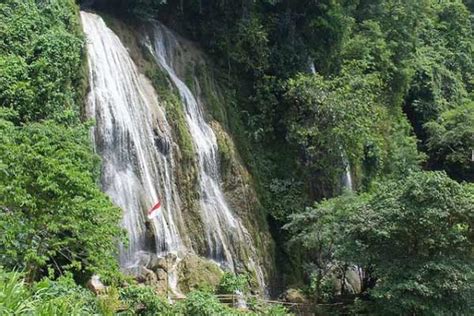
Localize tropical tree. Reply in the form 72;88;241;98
0;117;123;282
287;171;474;314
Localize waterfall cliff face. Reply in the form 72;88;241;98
81;11;271;291
81;12;185;268
148;23;265;286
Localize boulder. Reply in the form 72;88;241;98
345;266;362;294
148;255;168;272
135;266;158;286
234;290;248;310
87;275;106;295
328;264;363;295
177;254;223;293
156;268;167;281
146;252;180;272
281;288;308;304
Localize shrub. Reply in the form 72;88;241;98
176;290;229;316
0;268;35;315
217;272;249;294
0;268;100;315
120;285;172;315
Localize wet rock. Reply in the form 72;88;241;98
156;268;167;281
329;264;363;295
87;275;106;295
135;266;158;286
154;282;168;296
164;253;178;270
150;253;179;270
153;128;170;155
344;266;363;294
148;254;168;272
234;290;248;310
135;251;152;267
144;267;158;285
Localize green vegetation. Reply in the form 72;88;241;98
0;0;86;124
146;68;195;163
119;285;172;315
91;0;166;17
1;0;472;314
0;268;100;315
286;171;474;314
0;0;123;284
217;272;249;294
425;101;474;181
284;71;420;194
149;0;473;313
0;268;290;315
0;118;123;282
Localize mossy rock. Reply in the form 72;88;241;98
185;53;277;288
177;254;223;293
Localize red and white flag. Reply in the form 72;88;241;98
147;200;161;219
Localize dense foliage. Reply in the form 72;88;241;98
147;0;473;312
425;101;474;181
217;272;250;294
0;0;122;283
0;0;86;123
0;268;99;315
0;118;123;281
286;171;474;314
0;268;290;315
1;0;472;314
155;0;472;179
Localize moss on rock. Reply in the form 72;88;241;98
185;55;277;287
177;254;223;293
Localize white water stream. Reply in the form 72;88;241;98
81;12;184;269
148;23;265;287
81;11;266;291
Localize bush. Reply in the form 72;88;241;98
120;285;172;315
31;274;99;315
0;268;35;314
176;290;230;316
425;101;474;181
0;268;100;315
217;272;249;294
0;0;85;123
263;304;290;316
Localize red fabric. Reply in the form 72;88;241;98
148;200;161;218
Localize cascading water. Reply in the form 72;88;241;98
308;60;316;75
81;12;185;269
342;158;353;191
148;23;265;287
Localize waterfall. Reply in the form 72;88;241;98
342;160;353;191
81;12;184;269
309;59;316;74
148;23;265;287
339;150;353;191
